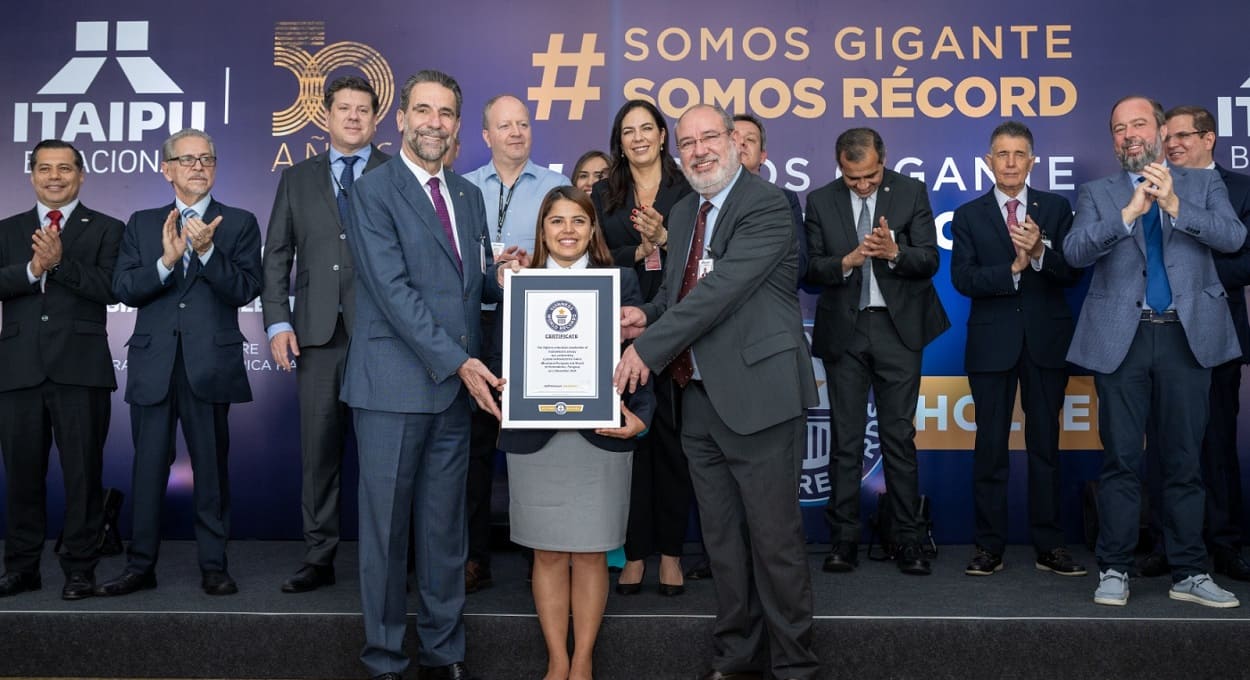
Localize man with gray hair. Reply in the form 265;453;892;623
98;128;262;597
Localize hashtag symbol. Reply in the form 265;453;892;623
529;33;604;121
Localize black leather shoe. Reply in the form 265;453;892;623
1214;548;1250;582
615;580;642;595
0;571;41;597
464;559;492;594
281;563;335;593
658;581;685;596
822;542;858;573
897;543;931;575
417;661;479;680
95;570;156;596
685;562;713;580
62;571;95;600
697;670;764;680
965;547;1003;576
1036;547;1087;576
201;569;238;596
1136;551;1170;578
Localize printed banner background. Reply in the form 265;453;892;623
3;0;1250;543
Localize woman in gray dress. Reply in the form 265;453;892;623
493;186;654;680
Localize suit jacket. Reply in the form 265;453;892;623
340;156;501;415
113;200;262;405
805;168;950;360
1064;167;1246;373
634;169;817;436
0;204;123;391
261;145;390;346
950;187;1082;372
1213;165;1250;362
783;187;810;283
592;172;693;302
494;267;655;453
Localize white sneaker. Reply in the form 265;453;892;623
1169;573;1240;608
1094;569;1129;606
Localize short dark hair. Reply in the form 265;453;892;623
29;139;83;172
324;76;379;114
1165;105;1218;151
989;121;1034;154
399;69;462;118
732;113;767;150
602;99;682;214
1109;95;1165;130
835;128;885;164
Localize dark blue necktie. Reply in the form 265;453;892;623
1137;176;1172;312
181;207;198;276
337;155;359;224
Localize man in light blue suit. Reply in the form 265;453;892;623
342;70;502;680
1065;95;1246;609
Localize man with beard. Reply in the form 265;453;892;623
615;104;819;680
1065;95;1245;608
342;70;502;680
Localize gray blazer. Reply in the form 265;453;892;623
634;169;817;436
340;156;500;414
1064;167;1246;373
261;146;389;346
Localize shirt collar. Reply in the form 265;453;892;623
401;152;447;188
37;199;79;223
993;185;1028;210
486;158;537;185
544;252;590;269
330;145;372;165
175;195;212;217
703;166;744;212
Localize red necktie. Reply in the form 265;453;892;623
670;201;713;388
47;209;62;233
427;177;462;271
1005;198;1020;232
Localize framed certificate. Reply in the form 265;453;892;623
501;268;621;429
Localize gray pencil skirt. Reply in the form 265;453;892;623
506;431;633;553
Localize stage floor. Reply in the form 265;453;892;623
2;541;1249;679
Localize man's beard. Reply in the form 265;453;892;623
405;125;450;163
685;151;739;196
1117;133;1162;173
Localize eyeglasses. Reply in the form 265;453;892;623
1164;130;1211;143
676;130;727;153
167;154;218;167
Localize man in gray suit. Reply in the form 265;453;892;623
1065;95;1246;608
615;104;818;680
262;75;389;594
342;70;501;680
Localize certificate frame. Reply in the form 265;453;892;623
501;268;621;429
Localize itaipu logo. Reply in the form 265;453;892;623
14;20;206;145
545;301;579;332
271;21;395;137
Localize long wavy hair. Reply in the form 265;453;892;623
601;100;683;214
529;186;614;269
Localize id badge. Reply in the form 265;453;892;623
491;241;506;258
697;258;714;279
644;249;662;271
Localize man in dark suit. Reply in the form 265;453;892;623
0;140;123;600
97;128;262;597
1147;105;1250;580
262;76;389;594
1066;96;1245;608
615;104;819;680
950;121;1086;577
806;128;950;576
342;70;501;680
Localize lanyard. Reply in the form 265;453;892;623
496;180;517;241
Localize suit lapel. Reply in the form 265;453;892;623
982;192;1015;259
447;172;477;289
667;198;697;306
389;161;462;276
312;154;339;224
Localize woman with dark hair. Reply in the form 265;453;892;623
493;186;653;680
571;149;610;197
590;100;694;597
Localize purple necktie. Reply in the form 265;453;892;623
426;177;461;271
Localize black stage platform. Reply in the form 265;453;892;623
2;541;1249;679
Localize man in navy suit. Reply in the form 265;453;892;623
1065;96;1245;608
262;76;390;594
1146;105;1250;581
0;140;123;600
98;129;262;597
950;122;1086;577
342;70;501;680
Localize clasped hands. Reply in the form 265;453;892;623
29;225;63;277
1122;162;1179;225
160;208;222;269
842;217;898;270
632;205;667;261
